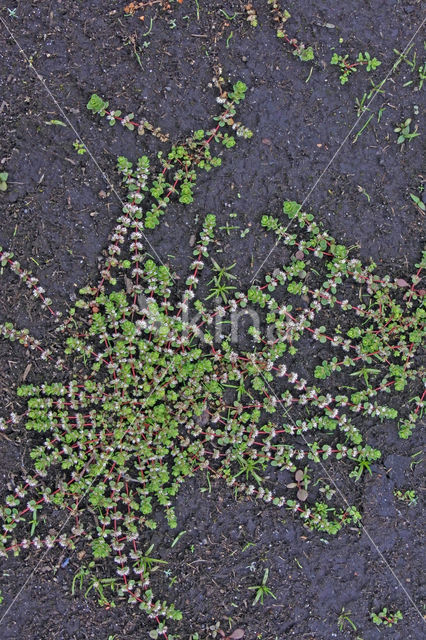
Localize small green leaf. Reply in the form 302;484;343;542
45;119;67;126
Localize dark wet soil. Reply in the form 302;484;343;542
0;1;425;639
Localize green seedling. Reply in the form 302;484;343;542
44;119;67;126
410;193;425;212
269;2;313;61
234;455;265;485
394;118;420;145
219;9;239;20
286;467;310;502
219;223;240;235
357;185;371;202
393;46;416;70
352;112;375;143
338;607;357;632
410;451;423;470
207;260;237;302
171;531;187;548
370;607;403;627
350;366;380;386
318;483;336;501
73;140;87;155
135;544;167;572
0;172;8;192
248;568;276;606
355;93;369;116
331;51;381;84
394;489;417;505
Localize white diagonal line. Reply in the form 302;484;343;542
251;15;426;284
0;14;175;281
258;367;425;621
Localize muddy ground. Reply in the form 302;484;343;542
0;1;425;639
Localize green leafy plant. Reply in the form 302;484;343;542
356;51;382;71
394;118;420;146
331;51;381;84
370;607;403;627
71;562;117;608
73;140;87;155
0;172;8;192
417;62;426;90
393;44;426;90
268;1;314;62
410;193;425;213
86;93;109;115
394;489;417;506
0;81;424;637
206;260;237;302
248;568;276;605
286;467;310;502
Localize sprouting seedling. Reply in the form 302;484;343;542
235;454;264;485
73;140;87;155
350;365;381;387
357;185;371;202
286;467;310;501
331;51;381;84
337;607;357;632
248;568;277;605
0;172;8;192
211;259;237;282
418;63;426;89
206;277;237;302
357;51;381;71
318;482;336;501
134;544;168;572
410;193;425;213
370;607;403;627
269;2;314;62
393;489;417;505
354;92;369;116
394;118;420;146
206;260;237;302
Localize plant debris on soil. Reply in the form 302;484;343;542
0;1;425;639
